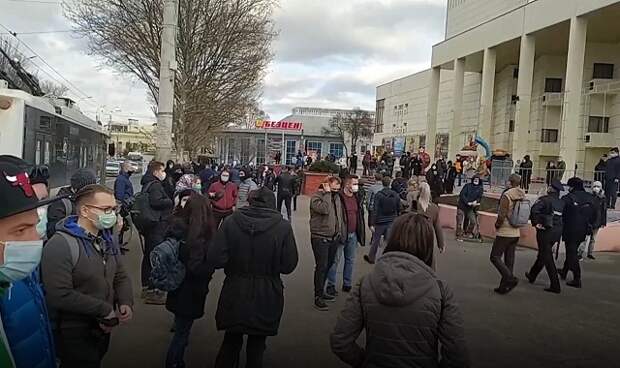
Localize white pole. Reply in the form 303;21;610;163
155;0;178;162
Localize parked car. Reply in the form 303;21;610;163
106;160;121;177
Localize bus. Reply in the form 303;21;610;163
0;84;108;189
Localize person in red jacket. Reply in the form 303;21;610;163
208;170;238;227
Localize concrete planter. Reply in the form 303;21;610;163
303;172;330;195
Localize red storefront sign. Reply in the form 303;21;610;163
255;120;303;131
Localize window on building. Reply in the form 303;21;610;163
240;137;250;164
307;141;322;158
329;143;344;159
44;141;50;165
39;116;52;130
541;129;559;143
285;140;296;165
375;99;385;134
544;78;562;93
256;138;265;164
35;140;42;165
593;63;614;79
588;116;610;133
509;120;515;133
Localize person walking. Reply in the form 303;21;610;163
0;156;59;368
164;193;215;368
274;166;296;220
114;162;135;248
310;177;346;311
605;148;620;209
325;176;366;298
578;181;606;260
208;170;238;228
444;160;457;194
331;213;470;368
390;171;408;200
519;155;533;193
366;173;384;227
140;161;174;304
456;176;483;240
490;174;526;295
292;168;303;211
364;176;401;265
559;178;598;288
41;184;133;368
236;168;258;209
414;183;446;263
349;153;358;175
210;187;298;367
426;163;444;203
525;179;564;294
362;151;371;176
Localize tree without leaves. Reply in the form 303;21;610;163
39;80;69;97
65;0;277;155
322;109;374;157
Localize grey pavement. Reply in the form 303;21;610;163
101;188;620;368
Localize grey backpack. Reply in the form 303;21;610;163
57;232;81;267
509;198;531;228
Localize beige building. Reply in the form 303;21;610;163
107;119;156;155
375;0;620;177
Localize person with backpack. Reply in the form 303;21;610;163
578;180;606;261
366;173;384;225
391;171;408;200
364;176;401;265
46;168;97;239
331;213;470;368
208;170;238;228
457;175;484;240
491;174;527;295
210;187;298;367
525;179;564;294
275;166;296;220
138;161;174;304
41;184;133;368
558;177;599;288
160;193;215;368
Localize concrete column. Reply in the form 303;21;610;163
448;58;465;159
513;34;536;163
560;16;588;178
479;48;497;143
426;67;441;160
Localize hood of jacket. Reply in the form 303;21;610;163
369;251;436;307
232;206;282;235
55;216;117;255
377;187;398;200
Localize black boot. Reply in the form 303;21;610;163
566;279;582;288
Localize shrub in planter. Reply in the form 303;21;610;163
308;160;339;173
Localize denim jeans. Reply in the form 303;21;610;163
166;315;195;368
327;233;358;288
368;224;391;262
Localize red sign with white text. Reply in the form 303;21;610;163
255;120;303;131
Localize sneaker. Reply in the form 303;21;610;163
145;289;167;305
322;293;336;303
325;285;338;298
314;297;329;311
363;255;375;265
587;255;596;260
342;285;352;293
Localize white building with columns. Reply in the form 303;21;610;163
374;0;620;177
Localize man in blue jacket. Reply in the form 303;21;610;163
0;156;58;368
457;175;484;240
114;162;135;204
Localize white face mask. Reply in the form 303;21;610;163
593;187;602;194
0;240;43;283
221;175;230;183
351;185;359;193
156;171;167;181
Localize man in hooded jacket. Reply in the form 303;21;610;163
209;187;298;368
457;176;483;240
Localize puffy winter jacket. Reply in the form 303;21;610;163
310;191;346;241
0;272;56;368
237;178;258;208
372;188;401;225
331;251;469;368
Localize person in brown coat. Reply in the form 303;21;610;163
330;213;469;368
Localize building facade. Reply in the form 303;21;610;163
375;0;620;177
106;118;156;155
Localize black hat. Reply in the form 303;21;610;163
550;179;564;193
0;155;49;186
566;177;584;191
248;187;276;209
0;156;57;219
70;169;97;192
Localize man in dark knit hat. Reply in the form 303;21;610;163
46;168;97;238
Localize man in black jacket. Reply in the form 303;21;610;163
364;176;401;264
140;161;174;304
210;187;298;368
559;177;598;288
605;147;620;209
525;179;564;293
275;166;296;220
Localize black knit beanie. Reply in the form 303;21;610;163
70;168;97;191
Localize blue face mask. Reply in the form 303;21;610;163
0;240;44;283
36;207;48;238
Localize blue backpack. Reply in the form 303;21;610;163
149;238;186;292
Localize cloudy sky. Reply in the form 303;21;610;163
0;0;446;122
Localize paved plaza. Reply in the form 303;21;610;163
103;192;620;368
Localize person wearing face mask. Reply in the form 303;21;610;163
426;163;444;203
457;175;483;241
525;179;564;294
364;176;402;266
578;181;606;261
140;161;174;304
41;184;133;368
324;176;366;299
114;162;135;205
0;156;60;368
208;170;239;228
237;168;258;209
605;147;620;209
275;166;296;220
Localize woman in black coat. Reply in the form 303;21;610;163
426;164;444;202
209;187;298;368
165;192;215;368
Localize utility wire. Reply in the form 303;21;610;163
0;30;74;35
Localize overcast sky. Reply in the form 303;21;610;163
0;0;445;122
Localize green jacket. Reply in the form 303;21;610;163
309;191;346;241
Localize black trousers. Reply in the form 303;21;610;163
214;210;233;228
528;231;560;290
311;237;339;298
277;193;292;219
562;240;581;281
293;194;298;211
490;236;518;286
55;327;110;368
606;180;618;208
141;224;167;288
214;332;267;368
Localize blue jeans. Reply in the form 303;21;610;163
368;224;391;262
166;315;194;368
327;233;358;288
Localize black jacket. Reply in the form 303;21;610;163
605;156;620;181
458;180;483;210
530;192;564;242
46;186;74;239
209;206;298;336
592;193;607;229
275;172;296;196
372;188;401;225
562;190;598;243
165;220;213;319
142;173;174;223
339;192;366;247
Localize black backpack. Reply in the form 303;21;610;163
131;181;160;233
